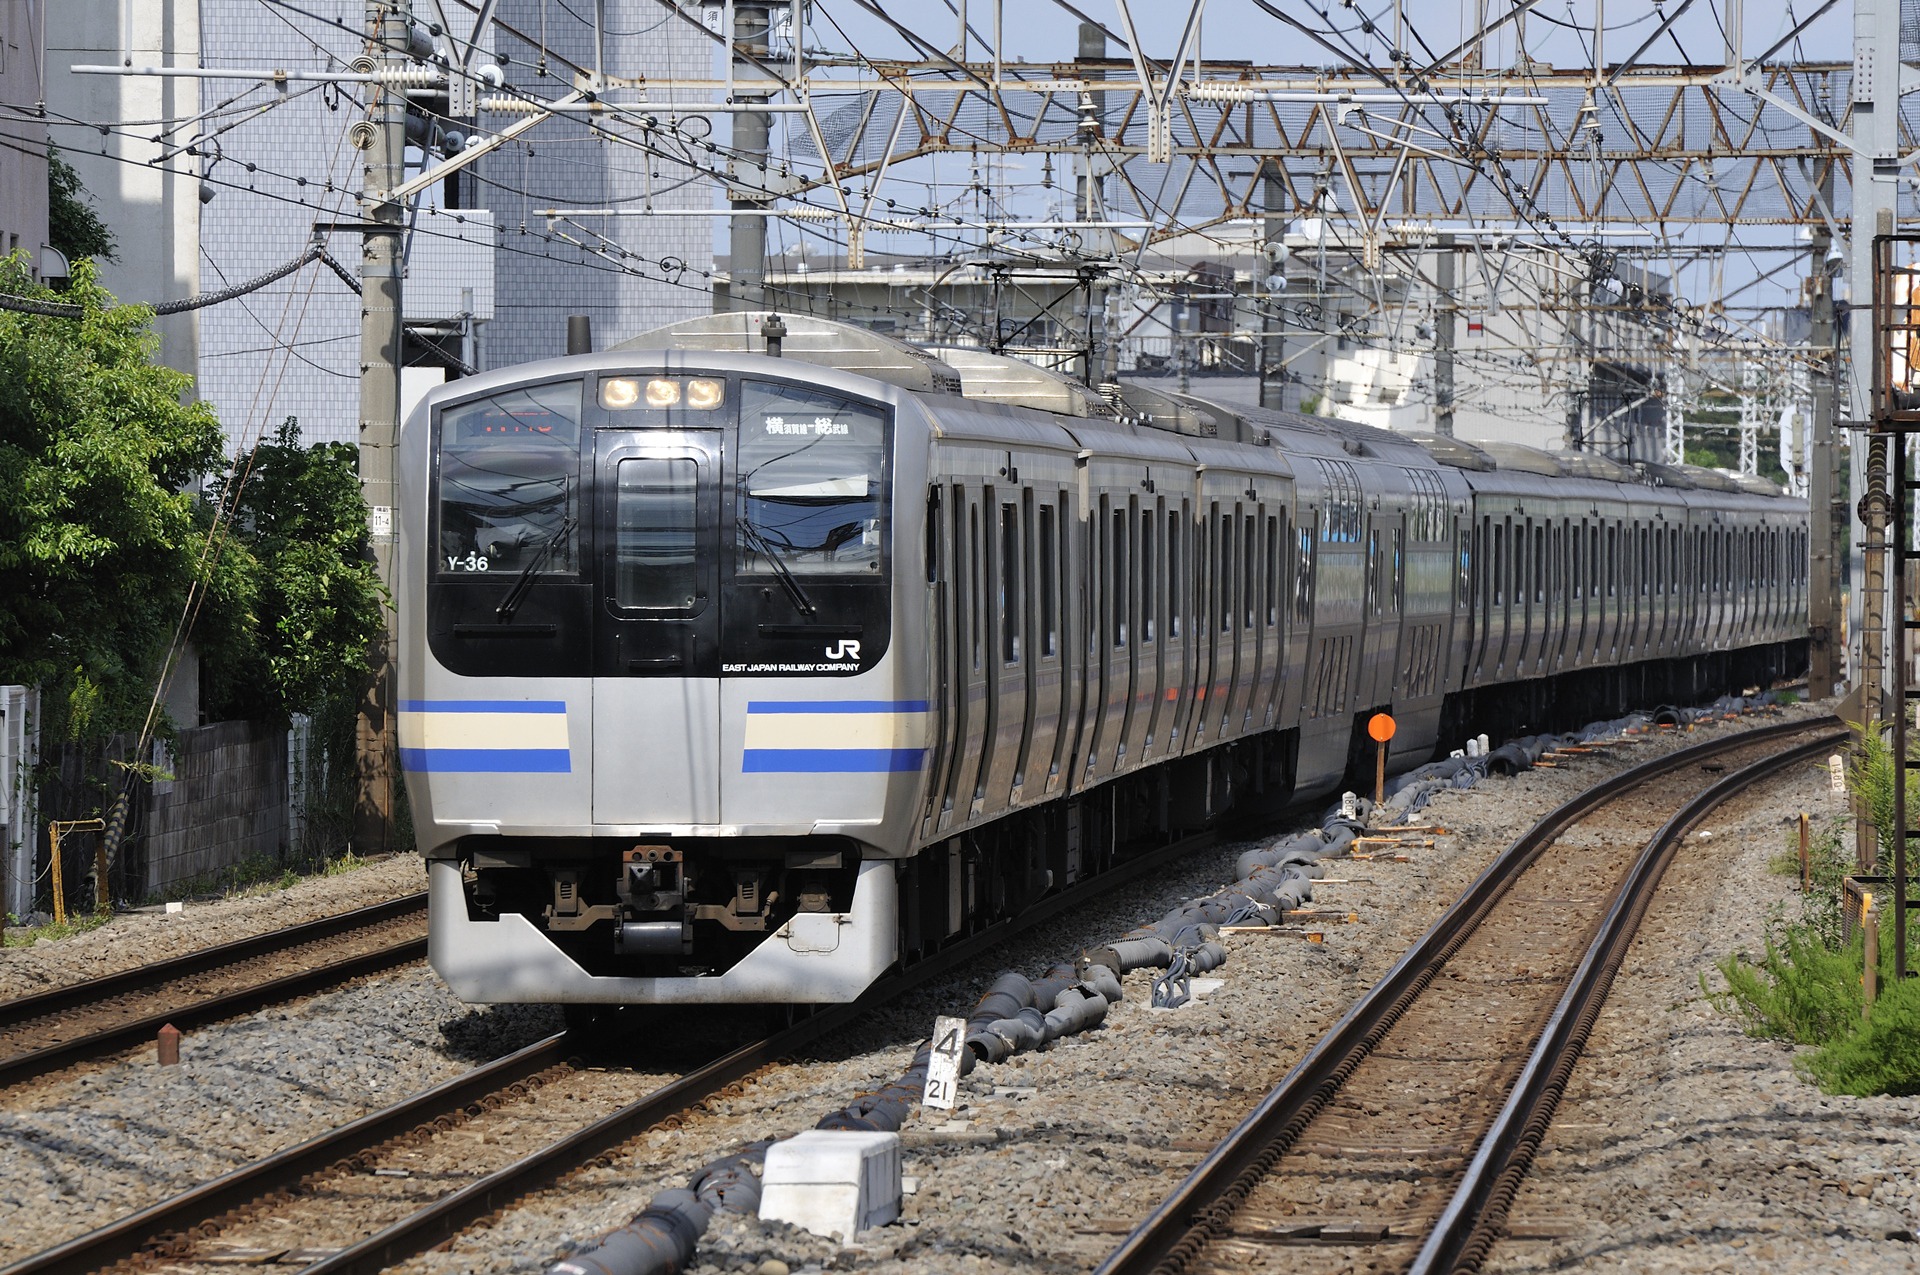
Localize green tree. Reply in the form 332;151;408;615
199;418;383;726
46;146;118;265
0;258;221;736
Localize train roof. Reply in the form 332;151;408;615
613;311;965;395
612;314;1795;501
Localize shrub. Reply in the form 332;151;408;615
1710;927;1863;1045
1801;972;1920;1097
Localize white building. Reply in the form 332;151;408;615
42;1;710;452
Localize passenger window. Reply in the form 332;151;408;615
1142;510;1157;643
1169;512;1184;639
1265;516;1280;627
1001;502;1020;664
612;457;699;610
1220;514;1235;632
1113;507;1129;648
1295;524;1314;620
1244;513;1258;629
1366;529;1380;614
969;501;982;671
1038;504;1058;658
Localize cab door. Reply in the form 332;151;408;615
591;430;723;825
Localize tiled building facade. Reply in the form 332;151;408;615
47;2;712;452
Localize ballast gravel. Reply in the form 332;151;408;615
7;701;1913;1275
368;699;1913;1275
0;853;427;1000
0;973;559;1265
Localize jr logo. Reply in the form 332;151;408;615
824;639;862;661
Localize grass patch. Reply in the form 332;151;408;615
3;911;113;948
1707;738;1920;1096
147;847;373;905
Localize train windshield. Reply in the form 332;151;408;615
736;381;887;578
435;380;583;577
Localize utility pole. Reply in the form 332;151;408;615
1259;164;1286;410
1434;234;1455;437
354;0;408;854
729;4;772;311
1075;21;1111;383
1809;214;1839;700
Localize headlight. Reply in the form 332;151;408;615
600;377;640;409
645;378;682;408
687;378;725;410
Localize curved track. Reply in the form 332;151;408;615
1094;714;1846;1275
0;893;427;1089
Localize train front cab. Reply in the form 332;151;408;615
400;357;932;1004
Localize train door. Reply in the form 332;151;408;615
1016;492;1063;801
923;485;955;837
942;486;990;823
590;429;723;824
1493;517;1513;675
1166;500;1198;754
1258;507;1286;728
1363;512;1406;709
1119;496;1153;767
986;490;1028;812
1078;494;1116;784
1283;504;1316;724
1209;504;1238;742
1229;502;1260;740
1144;499;1190;756
1136;497;1168;764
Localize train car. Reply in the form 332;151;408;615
396;314;1807;1008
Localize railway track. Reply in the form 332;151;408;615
1094;714;1846;1275
0;894;428;1090
5;827;1226;1274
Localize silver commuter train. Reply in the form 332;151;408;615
398;314;1808;1007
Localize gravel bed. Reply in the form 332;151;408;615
379;703;1848;1275
0;971;559;1265
1491;726;1920;1273
0;855;427;1000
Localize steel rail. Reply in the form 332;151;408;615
300;825;1223;1275
1093;714;1843;1275
1410;725;1847;1274
0;892;427;1031
0;935;429;1089
0;1033;572;1275
8;827;1220;1274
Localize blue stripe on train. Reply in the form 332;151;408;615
745;701;930;715
742;747;928;773
399;747;572;773
398;700;567;714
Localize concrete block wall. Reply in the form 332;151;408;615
144;719;288;894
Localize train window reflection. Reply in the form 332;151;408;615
737;382;887;577
614;457;700;610
435;380;581;577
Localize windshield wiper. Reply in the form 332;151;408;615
494;516;576;622
738;517;817;618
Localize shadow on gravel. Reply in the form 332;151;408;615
437;1003;565;1061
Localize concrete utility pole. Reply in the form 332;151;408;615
1809;215;1839;700
1259;164;1285;410
1074;21;1112;384
1847;0;1904;692
728;4;772;311
354;0;408;854
1434;234;1456;437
